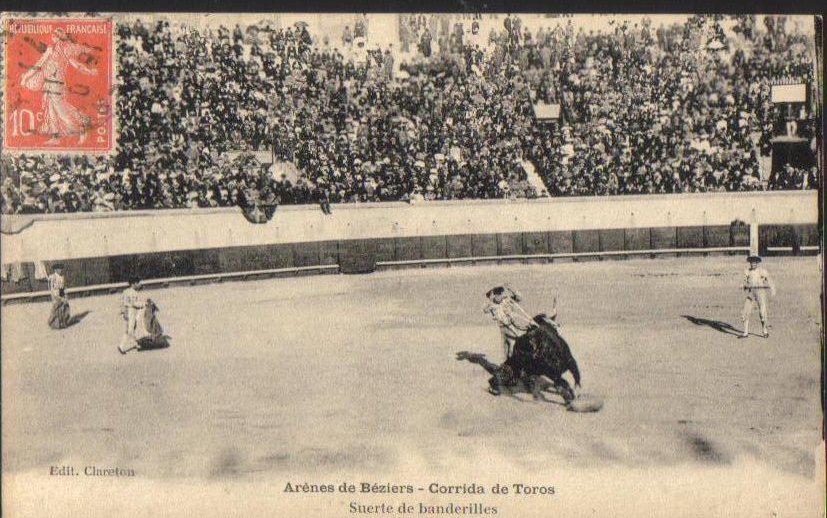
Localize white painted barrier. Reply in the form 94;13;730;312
0;191;818;264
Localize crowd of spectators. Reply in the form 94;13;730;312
519;14;817;195
0;14;819;215
768;163;819;190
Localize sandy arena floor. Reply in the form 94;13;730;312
2;256;823;517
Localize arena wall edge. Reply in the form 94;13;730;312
1;192;820;297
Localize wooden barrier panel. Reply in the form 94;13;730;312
598;229;625;252
319;241;339;265
759;225;784;253
293;241;320;267
796;224;820;247
677;226;705;249
573;230;600;253
394;237;420;262
421;235;448;260
22;263;37;292
217;246;253;274
1;261;31;294
267;244;296;269
24;263;40;292
498;233;523;256
339;239;376;274
0;279;29;294
624;228;650;251
108;254;138;282
192;249;221;275
760;224;819;254
522;232;549;255
548;231;574;254
472;234;498;257
447;235;473;258
650;227;677;249
216;244;294;275
137;252;170;279
80;256;114;285
704;226;730;248
147;251;196;279
375;238;396;263
730;223;750;248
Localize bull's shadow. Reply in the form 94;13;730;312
455;351;568;406
682;315;742;336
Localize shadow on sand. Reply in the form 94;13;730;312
137;335;172;351
65;310;92;328
682;315;743;337
120;336;172;354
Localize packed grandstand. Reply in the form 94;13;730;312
0;13;820;214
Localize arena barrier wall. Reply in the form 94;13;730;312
1;191;820;299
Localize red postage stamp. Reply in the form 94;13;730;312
2;17;114;153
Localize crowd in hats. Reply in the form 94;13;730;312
768;163;819;190
520;14;817;195
0;15;818;215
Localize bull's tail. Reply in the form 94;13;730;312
568;356;581;387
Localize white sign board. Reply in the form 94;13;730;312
771;84;807;103
533;102;561;120
223;150;274;164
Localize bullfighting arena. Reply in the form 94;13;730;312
2;255;824;517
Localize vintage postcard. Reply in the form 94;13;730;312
0;12;824;518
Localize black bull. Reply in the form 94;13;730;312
462;315;581;403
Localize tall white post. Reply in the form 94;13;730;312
749;208;759;256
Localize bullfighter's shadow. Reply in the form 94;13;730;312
65;310;91;328
682;315;743;336
456;351;568;406
136;335;172;351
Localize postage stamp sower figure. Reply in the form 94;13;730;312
3;17;113;153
